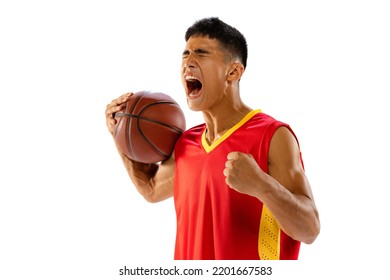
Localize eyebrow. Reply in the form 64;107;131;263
182;48;211;56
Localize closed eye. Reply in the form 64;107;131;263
182;48;211;59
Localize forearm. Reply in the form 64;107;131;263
120;153;158;200
256;174;320;244
119;151;175;203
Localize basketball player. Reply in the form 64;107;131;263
105;17;320;260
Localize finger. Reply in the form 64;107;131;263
106;95;131;117
105;104;123;127
106;92;134;117
115;92;133;105
106;92;133;110
105;103;124;116
223;167;229;177
227;151;239;161
224;173;233;188
105;92;133;134
225;159;233;168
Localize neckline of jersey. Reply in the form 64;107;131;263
201;109;262;153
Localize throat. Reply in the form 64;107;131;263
204;129;222;145
203;106;253;145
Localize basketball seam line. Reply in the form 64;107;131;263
126;94;144;159
114;113;184;134
117;94;184;162
136;100;184;160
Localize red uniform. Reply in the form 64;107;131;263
173;110;301;260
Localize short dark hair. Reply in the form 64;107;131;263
185;17;248;69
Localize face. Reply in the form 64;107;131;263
181;36;231;112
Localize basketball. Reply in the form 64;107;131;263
113;91;186;163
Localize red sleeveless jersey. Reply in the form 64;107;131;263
173;110;301;260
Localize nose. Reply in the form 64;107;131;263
182;52;196;69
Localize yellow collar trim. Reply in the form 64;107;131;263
201;109;262;153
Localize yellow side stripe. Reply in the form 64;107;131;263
259;205;280;260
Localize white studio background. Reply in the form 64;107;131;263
0;0;389;279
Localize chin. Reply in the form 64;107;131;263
187;101;203;112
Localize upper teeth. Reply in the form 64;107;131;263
185;75;198;81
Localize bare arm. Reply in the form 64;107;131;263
105;93;174;203
262;126;320;243
224;126;320;244
119;153;174;203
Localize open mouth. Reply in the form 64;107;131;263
185;76;203;97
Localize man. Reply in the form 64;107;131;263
105;17;320;260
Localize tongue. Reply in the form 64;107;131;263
189;89;201;97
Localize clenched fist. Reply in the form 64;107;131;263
223;151;270;198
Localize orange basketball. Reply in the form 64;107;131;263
113;91;186;163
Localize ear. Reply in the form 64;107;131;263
227;62;245;81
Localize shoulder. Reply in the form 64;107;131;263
247;112;283;129
271;126;299;148
269;126;302;169
255;112;287;128
248;112;295;141
175;123;205;150
179;123;205;139
185;123;205;133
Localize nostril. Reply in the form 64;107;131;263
183;61;195;69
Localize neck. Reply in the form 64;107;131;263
203;101;252;145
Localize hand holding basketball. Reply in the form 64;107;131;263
105;92;133;136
